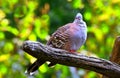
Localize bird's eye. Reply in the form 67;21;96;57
76;17;81;20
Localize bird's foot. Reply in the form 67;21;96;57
69;50;76;53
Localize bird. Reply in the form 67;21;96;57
25;13;87;75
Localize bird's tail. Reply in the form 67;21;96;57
25;59;46;75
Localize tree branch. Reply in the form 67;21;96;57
103;36;120;78
110;36;120;64
22;40;120;78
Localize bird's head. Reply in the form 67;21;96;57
74;13;82;23
75;13;82;20
73;13;86;28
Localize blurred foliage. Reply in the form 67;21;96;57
0;0;120;78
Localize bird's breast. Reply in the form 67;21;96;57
70;28;87;50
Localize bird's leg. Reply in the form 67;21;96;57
69;50;76;53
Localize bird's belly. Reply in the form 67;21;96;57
70;30;87;50
71;38;84;50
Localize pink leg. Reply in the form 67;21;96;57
69;50;76;53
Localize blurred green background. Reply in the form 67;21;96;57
0;0;120;78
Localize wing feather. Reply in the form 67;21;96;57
46;23;72;51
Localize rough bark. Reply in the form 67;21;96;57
102;36;120;78
110;36;120;64
22;40;120;78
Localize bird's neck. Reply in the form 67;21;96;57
73;19;79;24
73;19;83;25
73;20;87;28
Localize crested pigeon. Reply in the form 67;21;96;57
25;13;87;75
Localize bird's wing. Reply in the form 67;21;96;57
46;23;72;51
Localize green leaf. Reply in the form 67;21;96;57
39;64;48;73
3;42;14;53
28;33;36;41
84;11;92;20
0;64;7;74
0;32;5;40
73;0;83;8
